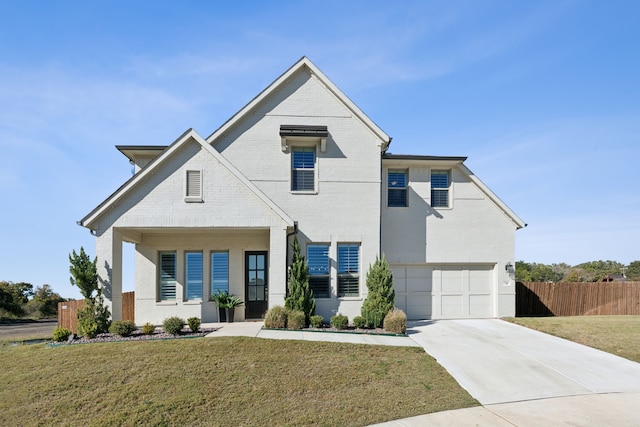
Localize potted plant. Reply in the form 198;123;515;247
210;290;230;322
221;294;244;323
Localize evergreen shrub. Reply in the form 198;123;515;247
163;317;185;335
330;314;348;330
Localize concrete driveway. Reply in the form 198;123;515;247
382;319;640;426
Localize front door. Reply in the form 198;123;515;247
245;251;268;319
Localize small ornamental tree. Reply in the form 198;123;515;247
361;255;395;328
69;247;111;337
285;238;315;325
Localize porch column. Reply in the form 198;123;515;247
269;226;288;308
95;227;123;321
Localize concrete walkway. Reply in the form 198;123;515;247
204;320;640;426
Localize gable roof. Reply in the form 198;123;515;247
458;163;526;229
79;129;295;230
206;56;391;149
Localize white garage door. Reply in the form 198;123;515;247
392;264;495;320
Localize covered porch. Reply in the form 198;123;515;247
96;226;290;325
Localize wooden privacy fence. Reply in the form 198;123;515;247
517;281;640;317
58;291;135;334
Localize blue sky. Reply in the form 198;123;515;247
1;1;638;299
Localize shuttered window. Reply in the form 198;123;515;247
292;147;315;191
186;170;202;200
159;252;177;301
431;170;450;207
388;169;408;207
211;252;229;295
337;244;359;297
307;244;330;298
185;252;203;300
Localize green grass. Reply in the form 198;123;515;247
0;337;477;426
506;316;640;363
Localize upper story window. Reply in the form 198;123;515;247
388;169;408;207
291;147;316;192
431;170;450;207
185;170;202;202
337;243;360;297
307;244;330;298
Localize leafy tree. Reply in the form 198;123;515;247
573;260;623;282
26;284;65;317
626;261;640;280
0;281;34;317
285;238;315;324
69;247;110;336
361;255;395;328
515;262;562;282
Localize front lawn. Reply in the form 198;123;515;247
506;316;640;363
0;336;477;426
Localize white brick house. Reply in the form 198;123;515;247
79;57;525;324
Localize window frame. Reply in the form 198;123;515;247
431;169;450;208
210;251;230;297
387;169;408;207
158;251;177;301
307;244;330;299
337;243;360;298
291;146;317;193
184;251;203;301
185;169;203;202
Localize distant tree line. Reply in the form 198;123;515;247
516;260;640;282
0;281;65;319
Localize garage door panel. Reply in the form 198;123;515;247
440;269;463;293
469;294;492;317
469;268;493;292
441;295;464;318
407;296;431;319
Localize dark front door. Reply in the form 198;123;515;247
245;251;268;319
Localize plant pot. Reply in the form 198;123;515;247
225;307;235;323
218;307;226;323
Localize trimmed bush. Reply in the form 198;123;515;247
383;308;407;334
330;314;348;330
162;317;185;335
287;310;305;330
52;327;72;342
187;317;201;332
264;306;288;329
309;315;324;328
141;322;156;335
109;320;136;337
285;238;316;325
353;316;366;329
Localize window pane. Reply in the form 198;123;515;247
431;189;449;207
309;276;330;298
292;170;314;191
338;244;359;274
431;170;449;188
292;148;315;168
338;275;359;297
185;252;203;300
211;252;229;294
388;170;406;188
388;189;407;207
307;245;329;276
159;252;176;300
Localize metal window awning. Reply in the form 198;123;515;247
280;125;328;152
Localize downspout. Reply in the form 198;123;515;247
285;221;299;297
379;137;391;256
